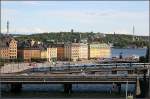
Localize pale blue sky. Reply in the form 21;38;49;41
1;1;149;36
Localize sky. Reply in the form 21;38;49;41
1;1;149;36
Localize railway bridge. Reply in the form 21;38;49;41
0;63;150;98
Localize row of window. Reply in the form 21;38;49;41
10;56;17;58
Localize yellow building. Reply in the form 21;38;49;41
64;43;80;61
79;43;88;60
30;49;41;59
41;50;47;59
47;47;57;62
89;43;111;59
99;44;111;58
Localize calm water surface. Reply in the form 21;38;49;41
111;48;147;57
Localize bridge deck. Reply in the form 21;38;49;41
0;74;143;84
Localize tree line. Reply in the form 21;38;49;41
14;32;149;48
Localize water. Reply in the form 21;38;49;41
111;48;147;57
1;48;146;98
2;84;135;98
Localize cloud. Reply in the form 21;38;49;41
21;1;41;5
39;9;148;26
42;9;148;20
1;1;148;36
1;8;18;15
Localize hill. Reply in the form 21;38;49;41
13;32;149;48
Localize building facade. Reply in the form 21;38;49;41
18;49;41;61
89;43;111;59
0;36;17;60
0;47;9;59
9;38;17;59
41;50;47;59
79;43;88;60
99;43;111;58
56;44;64;61
64;43;80;61
47;47;57;62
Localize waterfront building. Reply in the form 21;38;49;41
99;43;111;58
55;44;64;61
64;43;80;61
30;49;41;59
47;46;57;62
0;47;9;59
17;39;47;61
0;35;17;59
9;38;17;59
18;48;41;61
79;43;88;60
40;50;47;59
88;43;111;59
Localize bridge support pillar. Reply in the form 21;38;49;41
11;83;22;92
135;78;149;98
64;84;72;94
117;83;121;94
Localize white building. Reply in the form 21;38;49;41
64;43;80;61
47;47;57;62
79;43;88;60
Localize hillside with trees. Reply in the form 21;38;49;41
13;32;149;48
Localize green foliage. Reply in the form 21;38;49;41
15;32;148;48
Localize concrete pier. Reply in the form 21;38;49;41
11;83;22;92
64;84;72;94
116;83;121;94
136;79;149;98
